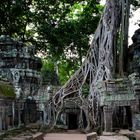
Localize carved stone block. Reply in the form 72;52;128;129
86;132;97;140
135;130;140;140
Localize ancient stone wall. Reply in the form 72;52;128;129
0;35;42;98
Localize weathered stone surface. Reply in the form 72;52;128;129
99;136;129;140
3;132;44;140
86;132;97;140
100;75;140;107
32;132;44;140
103;107;113;132
135;130;140;140
0;35;42;98
119;129;134;139
0;35;42;130
102;132;116;136
3;136;33;140
119;129;134;135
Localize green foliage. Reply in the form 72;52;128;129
41;59;59;85
81;82;90;97
0;0;33;41
0;0;103;84
33;0;102;58
0;82;15;98
0;0;137;84
131;0;140;8
58;58;80;84
32;0;103;84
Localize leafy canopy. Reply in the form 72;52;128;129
33;0;103;84
0;0;103;84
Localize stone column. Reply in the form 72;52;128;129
103;106;113;132
12;101;15;127
43;110;46;125
18;101;21;127
0;107;2;130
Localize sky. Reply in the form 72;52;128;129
129;8;140;45
100;0;106;5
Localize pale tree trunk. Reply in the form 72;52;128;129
119;0;130;76
49;0;129;130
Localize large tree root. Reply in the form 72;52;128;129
48;0;129;130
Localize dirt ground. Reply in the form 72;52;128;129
43;133;86;140
43;133;129;140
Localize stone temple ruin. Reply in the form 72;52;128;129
0;35;42;98
0;80;15;130
98;27;140;132
0;2;140;138
0;35;42;131
47;26;140;132
43;0;140;133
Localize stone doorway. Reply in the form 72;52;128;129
21;98;39;124
113;106;132;131
67;113;78;130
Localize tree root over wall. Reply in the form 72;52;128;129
47;0;129;131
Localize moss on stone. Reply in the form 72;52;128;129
0;81;15;98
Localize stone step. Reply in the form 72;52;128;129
32;132;44;140
99;136;129;140
86;132;97;140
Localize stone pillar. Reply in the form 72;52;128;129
103;106;113;132
18;101;21;127
43;109;47;125
12;101;15;127
78;109;83;129
0;107;2;130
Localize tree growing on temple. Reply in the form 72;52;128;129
50;0;131;130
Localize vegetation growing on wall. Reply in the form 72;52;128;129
0;81;15;98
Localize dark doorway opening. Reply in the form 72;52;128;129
21;99;39;124
113;106;132;131
125;106;132;129
68;113;78;130
82;111;87;128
